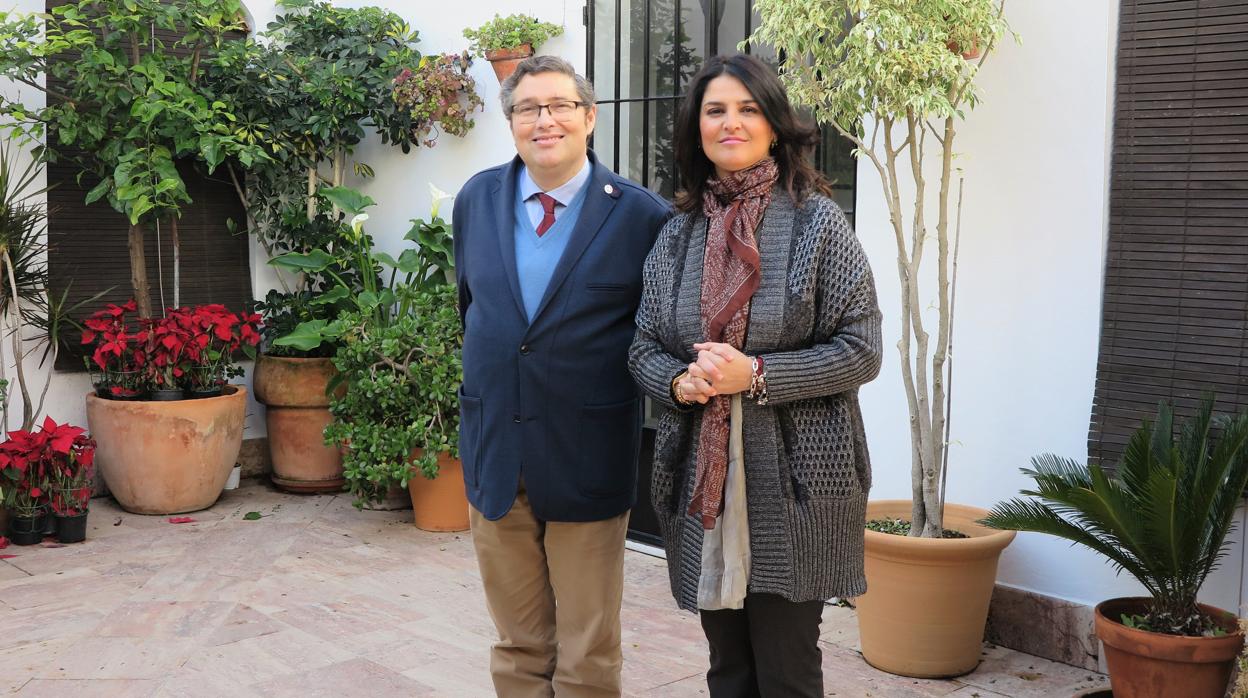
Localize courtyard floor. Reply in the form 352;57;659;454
0;480;1110;697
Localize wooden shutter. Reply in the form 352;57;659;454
45;2;252;370
1089;0;1248;465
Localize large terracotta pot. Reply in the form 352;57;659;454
407;451;469;532
86;386;247;515
485;44;532;83
253;355;344;494
1095;597;1243;698
855;500;1016;678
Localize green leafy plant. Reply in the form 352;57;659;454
981;397;1248;637
326;283;461;507
274;188;460;507
201;1;477;357
0;0;267;316
462;13;563;56
749;0;1013;537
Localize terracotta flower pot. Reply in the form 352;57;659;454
86;386;246;515
407;450;469;532
485;44;533;83
855;500;1016;678
1095;597;1243;698
253;355;344;494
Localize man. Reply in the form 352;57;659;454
451;55;671;698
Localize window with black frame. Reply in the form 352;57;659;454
586;0;856;220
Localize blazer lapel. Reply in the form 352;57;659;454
528;155;619;325
493;157;528;321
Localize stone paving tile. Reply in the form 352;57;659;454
0;481;1107;697
14;678;161;697
250;657;439;697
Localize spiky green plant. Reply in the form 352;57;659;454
982;397;1248;637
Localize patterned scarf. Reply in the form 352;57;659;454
689;157;778;530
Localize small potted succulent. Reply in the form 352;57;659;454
982;397;1248;698
462;13;563;82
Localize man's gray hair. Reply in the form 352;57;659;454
499;55;597;118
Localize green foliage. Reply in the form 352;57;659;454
0;0;266;228
462;13;563;56
325;283;462;508
748;0;1011;134
201;1;478;358
982;397;1248;637
268;185;455;355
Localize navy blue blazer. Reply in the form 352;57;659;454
452;152;672;522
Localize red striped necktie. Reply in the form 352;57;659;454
535;192;558;236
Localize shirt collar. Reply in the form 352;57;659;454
519;156;593;206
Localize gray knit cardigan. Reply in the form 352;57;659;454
628;190;883;611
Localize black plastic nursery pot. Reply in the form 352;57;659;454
186;387;223;400
148;388;185;401
54;511;88;543
8;513;45;545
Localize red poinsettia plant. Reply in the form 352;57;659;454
0;418;93;517
173;304;262;391
82;301;262;398
81;300;148;398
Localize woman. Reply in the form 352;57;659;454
628;53;883;697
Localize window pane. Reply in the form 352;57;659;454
594;101;620;172
648;97;681;199
592;0;619;100
679;0;706;89
716;0;749;54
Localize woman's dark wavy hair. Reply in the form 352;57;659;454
674;53;833;213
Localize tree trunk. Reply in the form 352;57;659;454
129;222;153;317
170;215;181;308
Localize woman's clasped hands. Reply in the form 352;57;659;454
677;341;753;404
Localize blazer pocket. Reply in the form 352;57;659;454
586;282;629;294
577;397;640;497
458;387;483;489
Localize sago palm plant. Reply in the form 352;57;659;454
982;397;1248;636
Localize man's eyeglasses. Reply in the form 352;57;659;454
509;100;590;124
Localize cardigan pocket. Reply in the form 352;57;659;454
650;409;691;514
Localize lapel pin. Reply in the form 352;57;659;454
604;183;620;199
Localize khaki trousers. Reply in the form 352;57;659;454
470;484;629;698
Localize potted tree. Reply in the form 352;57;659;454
463;13;563;83
982;397;1248;698
750;0;1016;677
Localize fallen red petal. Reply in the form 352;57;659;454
0;554;17;559
0;536;9;549
167;517;196;524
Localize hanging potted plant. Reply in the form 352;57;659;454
462;13;563;83
84;302;258;515
751;0;1016;677
983;397;1248;698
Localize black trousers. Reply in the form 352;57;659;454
698;593;825;698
